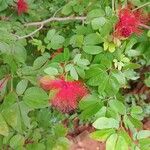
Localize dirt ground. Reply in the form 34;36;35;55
70;131;105;150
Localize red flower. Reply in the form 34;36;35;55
40;77;88;113
17;0;28;15
114;6;149;38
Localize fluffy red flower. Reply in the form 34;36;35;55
40;77;88;113
114;6;149;38
17;0;28;15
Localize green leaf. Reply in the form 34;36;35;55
70;35;84;48
123;115;136;132
45;30;65;49
137;130;150;139
139;138;150;150
108;43;116;53
33;54;49;69
147;30;150;37
63;48;70;61
86;65;106;78
87;73;106;86
26;143;45;150
23;87;49;109
73;54;81;64
2;105;18;131
91;17;107;30
106;133;118;150
118;129;132;145
70;66;78;80
53;124;67;138
105;75;120;96
111;70;126;86
131;106;143;115
0;0;8;11
84;33;103;45
109;100;126;115
19;102;32;129
76;59;90;67
93;117;119;129
95;106;107;119
105;6;112;16
107;107;120;121
13;43;27;64
129;116;143;129
65;64;74;72
126;50;141;57
126;37;137;51
86;66;107;86
0;113;9;136
98;75;109;94
123;63;141;70
55;137;70;150
144;76;150;87
51;35;65;49
10;134;25;149
90;129;115;142
61;3;73;15
98;75;120;96
75;66;85;79
44;67;59;76
2;91;17;109
99;21;113;36
16;79;28;96
87;9;105;20
46;29;56;41
79;95;103;120
115;135;128;150
83;46;103;55
2;101;31;133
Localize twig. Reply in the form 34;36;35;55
24;16;86;27
140;23;150;30
16;16;86;40
52;7;63;18
132;2;150;11
16;24;43;40
112;0;115;11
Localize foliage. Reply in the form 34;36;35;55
0;0;150;149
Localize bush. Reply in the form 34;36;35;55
0;0;150;149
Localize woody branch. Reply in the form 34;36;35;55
16;16;86;40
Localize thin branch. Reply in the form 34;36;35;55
15;15;86;40
140;23;150;30
24;16;86;27
112;0;115;12
52;7;63;18
16;24;43;40
132;2;150;11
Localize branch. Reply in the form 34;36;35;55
140;23;150;30
16;24;43;40
15;16;86;40
24;16;86;27
132;2;150;11
112;0;115;11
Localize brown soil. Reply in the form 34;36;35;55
70;131;105;150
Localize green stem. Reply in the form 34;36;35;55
132;2;150;11
10;75;13;92
112;0;115;11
